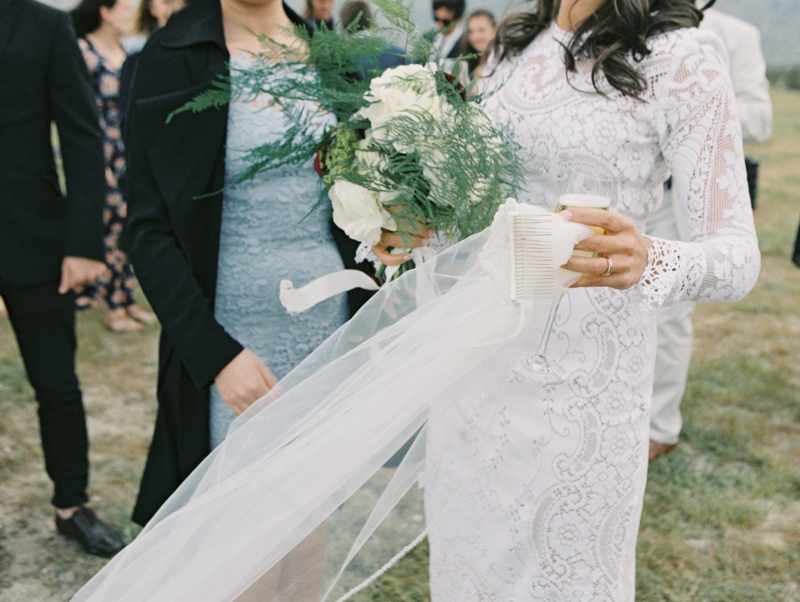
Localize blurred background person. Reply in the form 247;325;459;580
1;0;122;556
71;0;154;332
703;7;772;210
425;0;466;74
304;0;334;30
648;6;772;461
460;8;495;81
340;0;407;75
119;0;187;125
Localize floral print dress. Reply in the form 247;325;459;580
75;37;137;310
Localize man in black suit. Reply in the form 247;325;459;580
424;0;466;74
0;0;123;556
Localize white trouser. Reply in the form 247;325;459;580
647;184;695;445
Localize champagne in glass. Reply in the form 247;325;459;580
554;192;611;216
512;168;613;385
555;172;612;256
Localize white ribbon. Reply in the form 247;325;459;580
281;247;441;314
280;269;380;314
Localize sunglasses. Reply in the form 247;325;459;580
434;16;453;27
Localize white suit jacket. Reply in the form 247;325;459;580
701;8;773;143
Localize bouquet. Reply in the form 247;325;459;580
322;61;519;279
174;0;521;281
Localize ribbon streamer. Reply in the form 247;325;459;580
280;270;380;314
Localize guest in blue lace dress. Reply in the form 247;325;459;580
71;0;154;332
208;56;347;448
125;0;347;526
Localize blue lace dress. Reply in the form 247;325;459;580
210;57;347;448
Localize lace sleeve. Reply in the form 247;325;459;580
636;29;760;310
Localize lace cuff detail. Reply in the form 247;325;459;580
636;237;705;311
355;241;379;267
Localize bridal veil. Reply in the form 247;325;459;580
71;201;592;602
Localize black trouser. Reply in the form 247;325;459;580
745;156;759;209
0;277;89;509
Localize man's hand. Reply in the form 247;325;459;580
59;256;106;294
214;349;278;415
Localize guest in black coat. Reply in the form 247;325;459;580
126;0;354;527
0;0;122;556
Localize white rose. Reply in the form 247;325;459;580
468;177;493;205
330;180;395;246
360;64;448;144
378;189;401;205
419;149;456;207
473;105;503;152
354;132;390;172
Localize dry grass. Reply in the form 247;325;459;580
0;89;798;602
0;305;158;601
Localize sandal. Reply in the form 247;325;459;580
648;439;677;462
125;305;156;325
105;309;144;332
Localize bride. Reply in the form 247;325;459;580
73;0;759;600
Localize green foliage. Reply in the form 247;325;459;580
175;0;523;249
766;65;800;90
323;126;361;187
166;77;231;122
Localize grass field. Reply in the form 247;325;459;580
0;89;798;602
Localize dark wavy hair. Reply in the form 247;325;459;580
137;0;158;36
492;0;715;98
433;0;467;21
70;0;118;38
340;0;372;32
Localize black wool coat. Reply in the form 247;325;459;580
126;0;317;525
0;0;104;286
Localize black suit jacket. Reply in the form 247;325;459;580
0;0;104;287
423;27;465;61
126;0;321;524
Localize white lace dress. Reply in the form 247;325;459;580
424;23;760;602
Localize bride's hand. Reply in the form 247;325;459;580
371;207;435;266
372;228;434;265
560;208;653;290
214;349;278;415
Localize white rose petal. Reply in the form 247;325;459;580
355;133;389;171
330;180;394;246
378;190;401;205
361;64;449;142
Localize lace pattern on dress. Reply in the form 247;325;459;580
425;24;759;602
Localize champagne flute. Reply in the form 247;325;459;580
513;168;612;385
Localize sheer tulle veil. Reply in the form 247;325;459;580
71;201;593;602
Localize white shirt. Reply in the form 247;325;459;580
701;8;773;143
433;20;465;75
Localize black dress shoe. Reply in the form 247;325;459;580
55;506;124;557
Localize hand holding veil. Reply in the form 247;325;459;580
71;201;593;602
